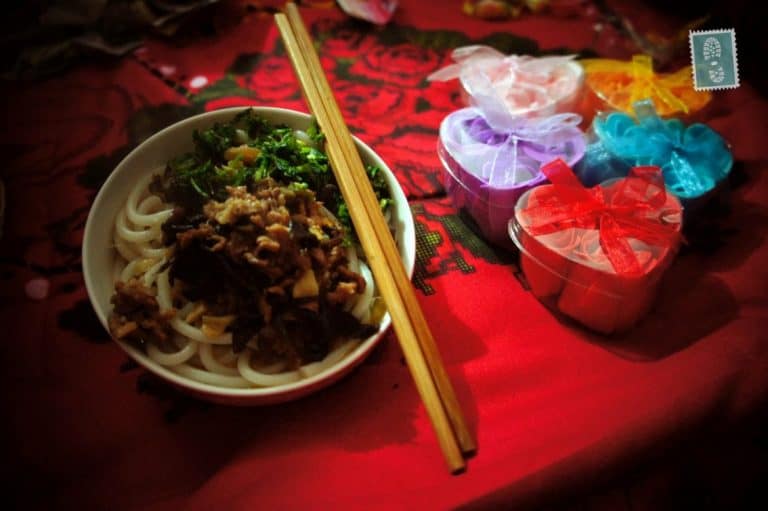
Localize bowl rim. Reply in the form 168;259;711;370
82;106;415;400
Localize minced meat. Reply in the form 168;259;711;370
114;178;376;367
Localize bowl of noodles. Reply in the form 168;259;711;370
83;107;415;405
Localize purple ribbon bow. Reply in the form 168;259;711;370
440;107;586;189
438;107;586;248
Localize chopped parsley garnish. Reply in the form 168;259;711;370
156;108;392;241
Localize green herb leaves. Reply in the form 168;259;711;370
157;108;391;241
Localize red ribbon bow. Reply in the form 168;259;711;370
519;159;681;275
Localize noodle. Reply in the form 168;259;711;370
146;336;198;366
110;156;379;389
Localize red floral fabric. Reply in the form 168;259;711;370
2;1;767;509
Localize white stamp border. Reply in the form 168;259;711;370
689;28;740;91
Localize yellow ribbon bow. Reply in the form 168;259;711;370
579;54;711;117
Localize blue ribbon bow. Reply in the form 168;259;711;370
575;99;733;200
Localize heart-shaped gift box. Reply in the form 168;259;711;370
438;108;585;249
428;45;585;120
575;99;733;215
509;159;683;334
578;54;712;125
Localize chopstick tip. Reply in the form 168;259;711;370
450;464;467;476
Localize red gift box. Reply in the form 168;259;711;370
509;159;683;334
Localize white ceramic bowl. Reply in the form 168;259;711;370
83;107;415;405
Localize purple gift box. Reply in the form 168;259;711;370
438;107;586;249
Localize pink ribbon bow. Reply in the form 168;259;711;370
428;45;584;118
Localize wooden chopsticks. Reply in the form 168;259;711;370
275;3;475;473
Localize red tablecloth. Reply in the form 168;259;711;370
3;1;768;509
